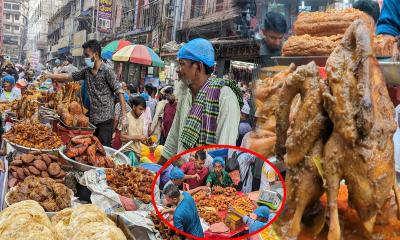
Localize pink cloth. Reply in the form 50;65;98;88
162;101;177;137
181;161;208;189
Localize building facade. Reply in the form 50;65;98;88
2;0;28;62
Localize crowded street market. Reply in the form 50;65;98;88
1;0;400;239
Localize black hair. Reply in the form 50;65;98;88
128;84;138;94
145;84;154;95
82;40;102;56
190;61;214;75
195;150;207;161
66;56;73;64
264;12;287;34
129;96;147;108
353;0;380;23
164;86;174;95
163;183;180;198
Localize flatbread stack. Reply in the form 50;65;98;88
0;200;62;240
51;204;127;240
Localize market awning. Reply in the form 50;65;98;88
58;47;70;55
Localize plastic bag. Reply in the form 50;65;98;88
394;105;400;173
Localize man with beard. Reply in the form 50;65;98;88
158;38;242;165
259;12;287;67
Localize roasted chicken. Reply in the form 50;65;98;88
275;61;329;237
323;20;400;240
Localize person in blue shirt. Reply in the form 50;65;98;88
162;184;204;238
376;0;400;59
232;206;271;233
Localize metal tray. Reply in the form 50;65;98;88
379;61;400;85
0;157;8;211
3;139;63;154
59;146;130;172
271;56;328;67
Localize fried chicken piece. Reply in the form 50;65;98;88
275;61;329;238
323;20;400;240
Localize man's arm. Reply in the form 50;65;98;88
216;87;241;145
45;73;73;82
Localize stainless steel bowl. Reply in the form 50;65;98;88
4;139;62;154
379;61;400;85
59;146;130;172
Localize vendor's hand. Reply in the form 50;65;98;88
137;135;147;143
193;173;200;181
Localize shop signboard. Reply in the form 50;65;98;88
98;0;113;33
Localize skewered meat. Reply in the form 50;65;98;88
323;20;400;240
275;61;329;237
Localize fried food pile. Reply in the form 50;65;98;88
3;122;63;150
373;34;398;57
232;197;256;215
51;204;127;240
65;135;115;168
0;200;62;239
198;207;222;225
0;101;16;112
9;152;66;187
15;93;43;120
248;64;298;157
7;176;72;212
46;82;82;110
150;211;183;240
283;8;373;57
275;20;400;240
106;164;154;203
58;101;89;128
294;8;374;37
282;34;343;56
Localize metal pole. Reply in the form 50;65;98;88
96;0;100;40
91;0;95;34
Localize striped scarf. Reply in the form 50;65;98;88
180;78;243;150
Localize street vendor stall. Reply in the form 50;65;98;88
0;77;176;240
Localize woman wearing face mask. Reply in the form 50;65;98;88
0;75;21;102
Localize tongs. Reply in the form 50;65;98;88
111;140;133;161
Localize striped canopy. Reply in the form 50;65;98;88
112;44;164;67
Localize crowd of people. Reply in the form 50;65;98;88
156;148;280;238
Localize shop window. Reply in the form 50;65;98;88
15;15;19;21
12;4;20;10
4;3;11;9
5;14;10;20
191;0;204;18
5;25;10;30
14;26;19;31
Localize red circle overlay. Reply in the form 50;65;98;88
150;144;286;240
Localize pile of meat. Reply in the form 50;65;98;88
275;20;400;240
373;34;398;57
64;135;115;168
58;101;89;128
198;207;222;225
247;64;298;157
3;122;63;150
46;82;82;110
8;152;66;188
283;8;373;56
106;164;153;203
7;176;72;212
150;212;184;240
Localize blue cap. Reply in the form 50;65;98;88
169;167;184;180
140;93;149;101
2;75;15;85
254;206;270;219
212;157;225;167
55;59;60;65
177;38;215;67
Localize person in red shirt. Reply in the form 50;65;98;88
181;150;209;189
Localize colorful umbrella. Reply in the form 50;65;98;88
101;40;131;60
112;45;164;67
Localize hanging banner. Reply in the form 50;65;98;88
98;0;113;33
